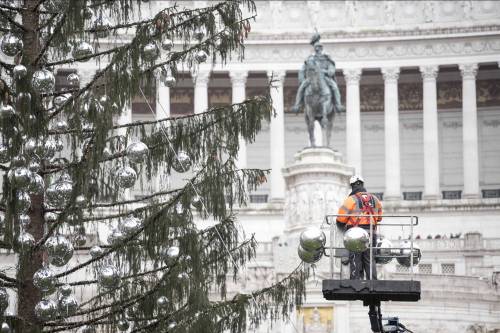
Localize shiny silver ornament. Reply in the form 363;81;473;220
75;195;87;208
115;166;137;188
13;64;27;80
191;195;202;210
43;0;69;12
0;144;9;164
300;227;326;252
46;174;73;207
142;42;160;62
174;202;185;215
24;138;37;156
89;245;104;258
172;151;191;173
11;155;25;167
28;160;41;172
0;34;22;57
32;69;55;94
396;241;421;267
194;28;206;41
44;212;58;224
59;284;72;296
67;73;80;86
18;214;30;226
52;94;69;108
167;321;177;330
102;147;112;159
177;271;189;282
195;50;208;63
53;120;69;132
16;92;32;112
107;228;125;245
156;296;169;309
72;41;94;61
375;236;393;264
343;227;370;253
17;232;35;251
0;287;9;313
98;265;120;289
163;74;176;88
43;139;57;159
297;244;322;264
0;104;15;119
161;38;173;51
126;141;149;163
12;167;32;188
120;215;142;236
163;246;180;265
33;267;57;295
55;137;64;152
0;322;10;333
73;233;86;246
16;191;31;213
117;319;130;331
45;235;74;267
93;16;111;38
29;173;45;195
34;299;58;321
58;295;78;316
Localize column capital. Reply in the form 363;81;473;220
229;70;248;86
459;63;478;79
420;65;439;81
267;70;286;86
343;68;362;84
192;70;210;85
381;67;400;83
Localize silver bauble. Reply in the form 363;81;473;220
28;160;41;172
177;271;189;282
59;284;72;296
193;28;206;41
73;233;86;246
343;227;370;253
52;94;69;108
34;299;58;321
1;34;23;57
44;212;58;224
102;147;112;159
72;41;94;61
18;213;30;226
89;245;104;258
119;215;142;237
24;138;37;155
126;141;149;163
0;104;15;119
45;235;74;267
93;16;111;38
46;175;73;207
17;232;35;251
43;0;69;12
171;151;191;173
0;144;9;163
16;191;31;213
16;92;32;112
117;319;130;331
161;38;173;51
0;322;10;333
174;202;185;215
163;246;180;265
142;42;160;62
300;227;326;252
168;321;177;330
375;237;393;264
195;50;208;63
297;244;323;264
0;287;9;313
156;296;169;309
163;74;176;88
191;195;202;210
53;120;69;131
115;166;137;188
97;265;120;289
13;64;28;80
33;267;57;295
12;167;32;188
58;295;78;316
67;73;80;86
107;228;125;246
11;155;25;167
43;139;57;159
396;241;421;267
75;195;87;208
29;173;45;195
31;69;55;94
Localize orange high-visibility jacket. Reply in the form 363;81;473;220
336;192;383;227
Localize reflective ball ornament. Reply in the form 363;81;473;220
156;296;169;309
18;214;30;226
0;34;23;57
31;69;55;94
44;212;58;224
45;235;74;267
12;167;32;188
72;41;94;61
67;73;80;86
107;228;125;246
58;295;78;317
142;42;160;61
0;322;10;333
117;319;130;331
17;232;35;251
115;166;137;188
193;28;206;41
46;174;73;207
120;215;142;237
73;233;86;246
0;104;15;119
52;94;69;108
297;244;322;264
89;245;104;258
33;267;57;295
375;236;393;264
195;50;208;63
167;321;177;330
59;284;72;297
34;299;58;321
299;227;326;252
126;141;149;163
0;144;9;164
163;246;180;265
171;151;191;173
98;265;120;289
343;227;370;253
163;74;176;88
16;191;31;213
0;287;9;313
396;241;421;267
161;38;173;51
13;64;27;80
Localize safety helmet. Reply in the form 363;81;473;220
349;175;364;185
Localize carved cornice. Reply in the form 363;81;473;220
343;68;362;84
229;70;248;86
459;63;478;79
420;65;439;81
381;67;400;83
192;70;210;86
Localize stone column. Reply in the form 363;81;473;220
156;78;170;119
193;70;210;114
459;63;480;199
230;70;248;169
343;68;362;175
420;65;440;200
381;67;401;200
267;70;286;202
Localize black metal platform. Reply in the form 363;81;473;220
322;280;421;303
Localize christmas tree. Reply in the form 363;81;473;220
0;1;306;332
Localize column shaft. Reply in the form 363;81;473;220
267;70;286;201
460;63;480;198
420;66;440;199
230;71;248;169
382;67;401;200
193;70;210;114
156;79;170;119
343;68;362;175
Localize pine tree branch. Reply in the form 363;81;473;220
33;12;66;65
0;272;22;286
0;8;26;31
0;3;23;13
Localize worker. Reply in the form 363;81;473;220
336;175;384;333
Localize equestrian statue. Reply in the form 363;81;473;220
292;33;345;147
